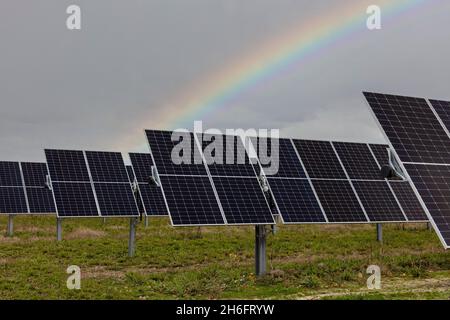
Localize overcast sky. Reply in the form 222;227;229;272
1;0;449;162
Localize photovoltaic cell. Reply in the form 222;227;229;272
389;181;427;221
267;178;325;223
293;140;346;179
212;176;274;224
129;153;154;183
352;181;405;222
146;130;207;176
333;142;381;180
429;99;450;133
312;180;367;222
159;175;225;225
364;92;450;164
403;163;450;245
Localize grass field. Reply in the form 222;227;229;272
0;216;449;300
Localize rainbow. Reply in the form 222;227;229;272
118;0;430;150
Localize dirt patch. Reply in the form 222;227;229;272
0;235;20;243
66;228;106;239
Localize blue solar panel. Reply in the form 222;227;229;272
352;180;405;222
0;187;28;214
86;151;129;183
404;163;450;245
146;130;207;176
201;133;257;177
293;140;347;179
94;183;139;217
389;181;427;221
21;162;48;187
49;182;98;217
333;142;382;180
126;165;135;183
312;180;367;222
0;162;23;186
211;176;274;224
267;178;325;223
159;175;225;225
26;187;55;214
45;150;91;182
365;92;450;164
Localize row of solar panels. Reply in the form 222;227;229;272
365;92;450;249
144;130;427;226
0;131;427;226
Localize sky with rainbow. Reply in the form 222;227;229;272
1;0;449;160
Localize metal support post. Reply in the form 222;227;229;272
128;217;137;257
57;218;62;241
255;225;267;276
377;223;383;243
7;215;14;237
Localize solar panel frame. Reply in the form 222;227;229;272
0;162;29;214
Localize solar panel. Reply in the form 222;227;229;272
93;183;139;217
85;151;129;183
364;92;450;164
0;162;23;186
429;99;450;132
212;176;273;224
0;187;28;214
146;130;207;176
293;140;347;179
403;163;450;245
251;137;306;178
129;153;168;216
369;144;390;168
311;179;367;222
159;175;225;225
267;178;325;223
50;182;98;217
352;180;405;222
26;187;56;214
333;142;381;180
46;149;139;218
364;92;450;248
0;162;28;214
201;133;256;177
21;162;48;187
85;151;139;217
389;181;427;221
45;149;91;182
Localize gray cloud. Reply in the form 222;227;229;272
1;0;449;162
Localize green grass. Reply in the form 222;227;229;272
0;216;449;300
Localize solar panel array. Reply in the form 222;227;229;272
146;130;274;226
0;162;55;214
144;129;426;227
365;92;450;248
45;150;139;218
255;138;426;224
